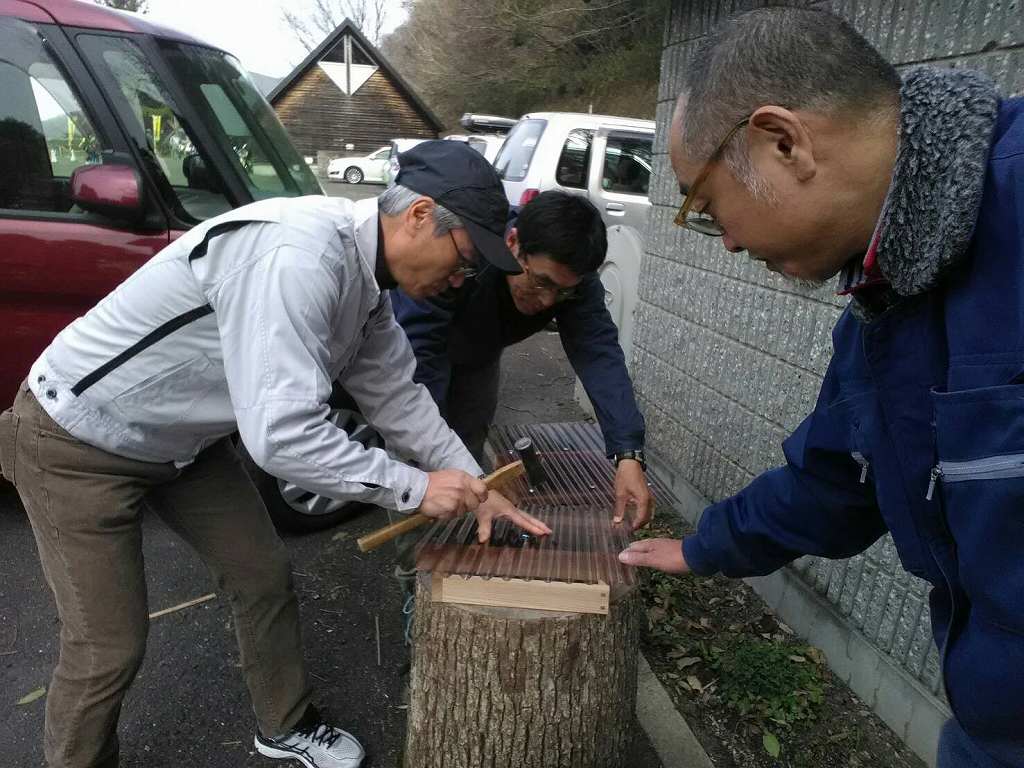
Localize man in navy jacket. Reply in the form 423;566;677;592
618;8;1024;767
393;191;651;527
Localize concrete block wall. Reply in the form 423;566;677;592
639;1;1022;761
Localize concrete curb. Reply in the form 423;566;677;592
637;652;716;768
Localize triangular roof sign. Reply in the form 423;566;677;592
268;18;443;132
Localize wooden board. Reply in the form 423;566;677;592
431;573;610;615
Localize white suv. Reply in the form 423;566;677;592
443;133;507;164
493;112;655;232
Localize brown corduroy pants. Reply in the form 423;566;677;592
0;385;311;768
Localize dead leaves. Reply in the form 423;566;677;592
16;686;46;706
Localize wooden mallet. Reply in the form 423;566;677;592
356;460;526;552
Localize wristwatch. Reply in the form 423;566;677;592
613;449;646;472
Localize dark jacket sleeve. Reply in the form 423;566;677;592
556;275;645;456
683;362;888;578
390;288;457;407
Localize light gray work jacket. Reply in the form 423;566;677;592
28;195;480;511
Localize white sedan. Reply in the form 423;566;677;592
327;146;390;184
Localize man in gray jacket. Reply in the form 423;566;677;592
0;141;549;768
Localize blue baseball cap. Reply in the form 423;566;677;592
395;140;521;274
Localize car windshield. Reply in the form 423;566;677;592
78;33;319;223
160;41;321;200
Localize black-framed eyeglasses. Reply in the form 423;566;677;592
447;230;479;279
519;254;580;302
674;117;750;237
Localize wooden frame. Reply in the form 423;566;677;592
431;573;610;615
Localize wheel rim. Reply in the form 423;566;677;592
345;167;363;184
276;408;384;517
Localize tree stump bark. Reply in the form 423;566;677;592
404;573;641;768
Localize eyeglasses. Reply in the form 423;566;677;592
447;230;479;279
674;117;750;237
519;255;580;302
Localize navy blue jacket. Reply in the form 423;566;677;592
685;99;1024;764
391;267;645;457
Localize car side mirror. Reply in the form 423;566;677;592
70;163;143;222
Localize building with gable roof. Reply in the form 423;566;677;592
268;19;443;161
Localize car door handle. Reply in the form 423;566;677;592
605;202;626;214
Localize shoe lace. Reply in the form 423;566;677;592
402;592;416;646
296;720;343;750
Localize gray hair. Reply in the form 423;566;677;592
377;184;464;235
680;7;900;177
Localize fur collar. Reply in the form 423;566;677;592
850;66;999;315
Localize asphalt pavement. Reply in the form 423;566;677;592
1;332;662;768
1;480;411;767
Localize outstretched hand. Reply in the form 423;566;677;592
474;490;552;543
618;538;690;574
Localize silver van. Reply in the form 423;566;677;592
493;112;655;232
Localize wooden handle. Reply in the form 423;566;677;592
356;460;525;553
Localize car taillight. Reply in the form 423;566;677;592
519;188;540;206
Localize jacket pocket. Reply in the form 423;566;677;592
932;384;1024;634
112;356;219;429
0;410;20;485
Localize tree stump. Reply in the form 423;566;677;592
404;573;641;768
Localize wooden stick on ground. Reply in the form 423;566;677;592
148;593;217;620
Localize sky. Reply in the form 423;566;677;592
143;0;409;78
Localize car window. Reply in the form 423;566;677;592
0;19;108;214
163;42;321;200
602;134;652;196
370;148;389;160
493;119;546;182
555;129;594;189
467;137;488;156
77;34;232;223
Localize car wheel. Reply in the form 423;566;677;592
241;407;385;533
344;167;364;184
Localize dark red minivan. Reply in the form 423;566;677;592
0;0;322;410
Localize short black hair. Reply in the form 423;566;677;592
515;191;607;275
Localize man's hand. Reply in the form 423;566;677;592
419;469;488;520
613;459;653;530
474;490;553;543
617;538;690;574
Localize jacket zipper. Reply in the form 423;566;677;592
925;452;1024;500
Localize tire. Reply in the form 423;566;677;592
241;406;386;533
344;166;364;184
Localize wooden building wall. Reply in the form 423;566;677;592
273;66;439;157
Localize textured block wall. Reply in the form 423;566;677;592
637;0;1023;698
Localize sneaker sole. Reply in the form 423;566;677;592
254;735;364;768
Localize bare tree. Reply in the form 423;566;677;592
283;0;388;49
94;0;148;11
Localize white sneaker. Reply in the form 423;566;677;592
255;710;364;768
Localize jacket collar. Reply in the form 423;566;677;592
841;66;999;315
352;196;385;299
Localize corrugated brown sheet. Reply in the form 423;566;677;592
414;422;679;587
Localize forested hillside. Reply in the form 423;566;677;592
382;0;667;127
